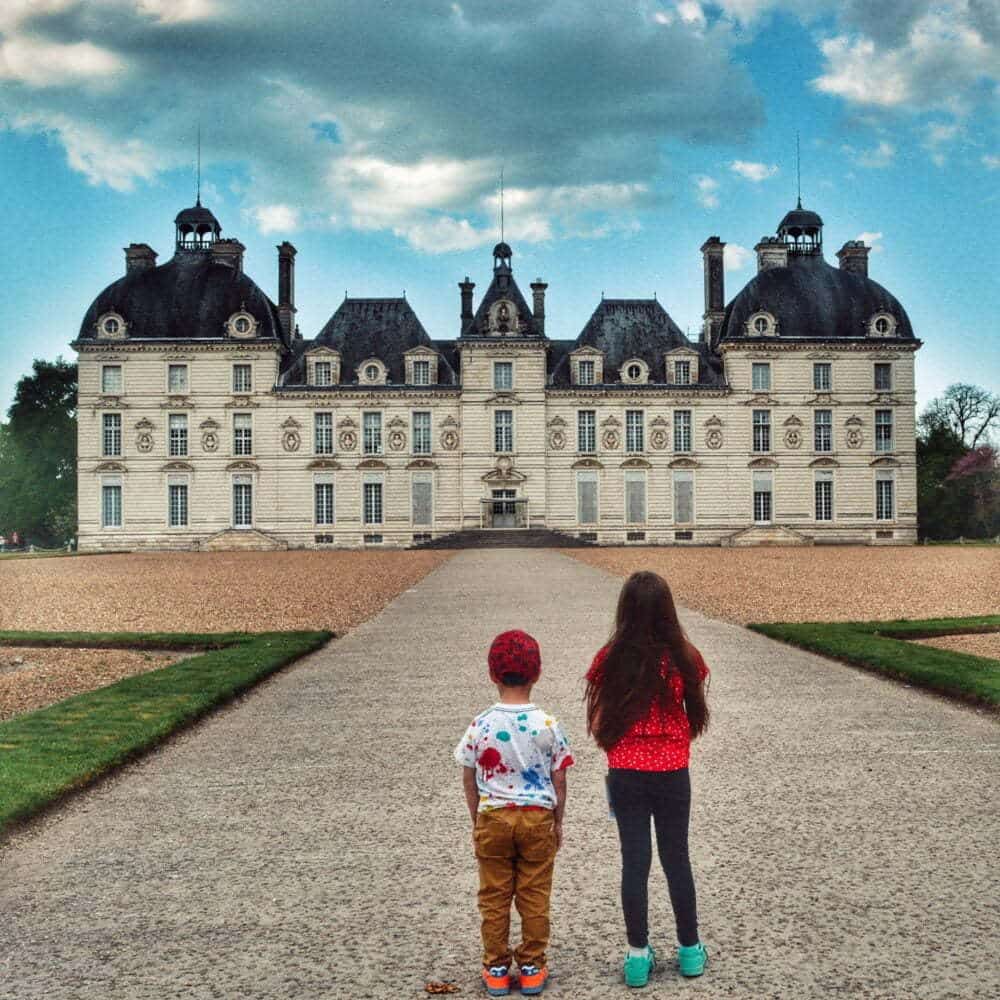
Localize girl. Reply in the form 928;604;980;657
585;571;710;988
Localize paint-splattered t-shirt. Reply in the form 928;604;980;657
455;703;575;812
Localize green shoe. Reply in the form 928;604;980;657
677;942;708;977
623;945;656;988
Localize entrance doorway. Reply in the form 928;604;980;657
492;489;517;528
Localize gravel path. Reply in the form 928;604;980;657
1;549;998;1000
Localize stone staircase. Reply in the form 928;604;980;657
413;528;595;549
198;528;288;552
722;524;813;547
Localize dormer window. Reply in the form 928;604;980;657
358;359;388;385
578;360;595;386
868;312;897;338
674;360;691;385
413;360;430;385
97;312;127;339
307;349;340;387
226;310;258;338
314;361;333;386
366;365;379;381
621;359;648;385
746;311;777;337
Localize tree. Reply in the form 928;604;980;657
916;420;968;539
920;383;1000;448
946;447;1000;538
0;359;78;546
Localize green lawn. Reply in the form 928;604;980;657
750;615;1000;707
0;629;332;835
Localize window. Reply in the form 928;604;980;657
314;361;333;386
233;316;252;335
102;317;120;336
815;470;833;522
874;363;892;392
674;360;691;386
625;410;644;452
673;470;694;525
753;315;770;334
813;363;832;392
577;470;598;525
578;410;596;453
315;480;335;525
753;470;773;523
363;412;382;455
578;359;596;386
874;317;890;335
413;411;431;454
167;364;188;394
168;414;188;457
625;470;646;525
233;413;253;456
751;363;771;392
875;409;893;452
494;362;513;390
102;413;122;457
101;365;122;394
233;364;252;393
412;472;433;527
814;410;832;453
168;482;188;527
673;410;692;453
413;360;431;386
876;472;894;521
232;476;253;527
626;363;642;381
363;480;383;525
101;482;122;528
314;412;334;455
494;410;513;453
752;410;771;452
365;364;380;382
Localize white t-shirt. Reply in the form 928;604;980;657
454;703;575;811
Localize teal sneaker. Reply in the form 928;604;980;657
623;945;656;988
677;942;708;977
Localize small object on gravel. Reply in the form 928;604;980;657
424;981;460;994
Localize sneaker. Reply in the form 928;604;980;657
482;965;511;997
677;942;708;977
623;945;656;988
518;964;549;995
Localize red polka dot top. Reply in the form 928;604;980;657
586;644;710;772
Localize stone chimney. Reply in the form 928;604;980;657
700;237;726;348
755;236;789;273
459;277;475;326
277;242;297;340
210;238;245;272
530;278;548;336
837;240;870;277
125;243;157;274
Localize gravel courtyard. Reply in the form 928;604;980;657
2;549;997;1000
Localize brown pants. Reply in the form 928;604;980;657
474;807;557;969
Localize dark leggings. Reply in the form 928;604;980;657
608;767;699;948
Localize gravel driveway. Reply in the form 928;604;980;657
1;549;997;999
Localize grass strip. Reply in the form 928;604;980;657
749;617;1000;707
0;630;252;651
0;630;331;835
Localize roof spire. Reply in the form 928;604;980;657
196;122;202;207
796;130;801;209
499;164;504;244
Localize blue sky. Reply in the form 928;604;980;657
1;1;997;416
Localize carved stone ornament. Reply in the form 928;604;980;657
281;416;301;430
549;429;567;451
202;432;219;453
706;428;723;450
651;415;669;428
339;429;358;451
441;415;461;429
704;414;723;428
784;428;802;449
601;415;622;428
134;417;154;453
546;416;567;428
441;429;460;451
783;415;803;427
388;429;406;451
337;416;358;429
602;429;621;450
846;428;863;449
282;430;301;453
388;415;408;429
650;428;669;451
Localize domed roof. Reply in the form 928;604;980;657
174;200;220;230
720;253;914;342
778;201;823;236
492;241;513;259
77;252;285;345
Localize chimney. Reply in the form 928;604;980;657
700;237;726;348
837;240;870;277
530;278;548;336
277;242;297;340
754;236;788;273
125;243;157;274
210;238;245;272
459;276;475;327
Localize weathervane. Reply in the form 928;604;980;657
499;165;505;243
796;130;801;208
196;123;202;206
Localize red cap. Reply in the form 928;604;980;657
488;630;542;684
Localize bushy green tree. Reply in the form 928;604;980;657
916;421;968;539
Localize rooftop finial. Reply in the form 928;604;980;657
499;164;504;244
796;130;801;209
196;122;202;207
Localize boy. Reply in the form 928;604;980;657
455;629;574;997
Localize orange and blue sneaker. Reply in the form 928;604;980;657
482;965;511;997
519;964;549;995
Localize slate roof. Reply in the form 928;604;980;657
462;270;539;338
77;251;285;346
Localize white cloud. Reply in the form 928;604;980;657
723;243;752;270
730;160;778;181
252;204;301;234
136;0;217;23
694;175;719;209
676;2;706;27
843;140;895;168
856;230;884;252
0;36;125;88
983;154;1000;170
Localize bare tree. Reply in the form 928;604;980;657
920;383;1000;448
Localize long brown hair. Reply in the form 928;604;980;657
585;571;709;750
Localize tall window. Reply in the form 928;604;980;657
673;410;692;453
101;482;122;528
814;410;832;452
412;411;431;454
232;476;253;527
314;412;334;454
674;360;691;385
168;414;188;457
626;410;644;453
813;363;832;391
412;359;431;386
314;361;333;386
167;364;188;394
875;409;893;452
753;470;773;523
752;410;771;452
101;365;122;394
876;472;894;520
673;470;694;525
494;362;513;390
578;410;596;453
168;482;188;527
363;412;382;455
233;413;253;456
751;362;771;392
315;480;335;525
577;471;598;525
412;472;433;526
494;410;513;453
815;470;833;522
624;470;646;525
363;480;383;525
233;364;252;393
577;359;596;386
102;413;122;457
874;363;892;392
